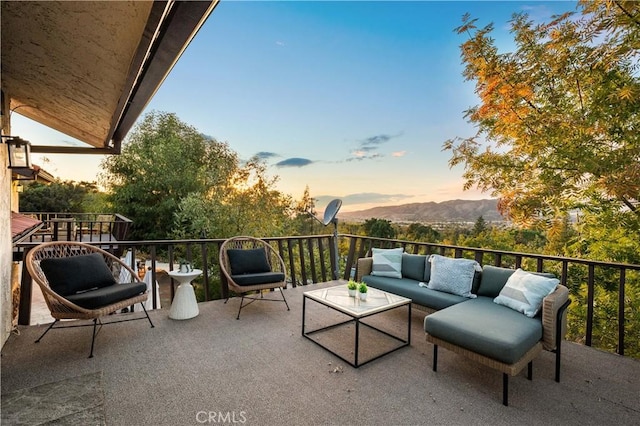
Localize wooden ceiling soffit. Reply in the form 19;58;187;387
3;1;218;155
108;0;219;153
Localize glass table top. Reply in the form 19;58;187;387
304;283;411;317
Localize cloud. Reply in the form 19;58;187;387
275;157;313;168
362;134;392;146
360;132;403;148
358;146;378;152
275;41;285;46
392;151;406;157
315;192;413;209
255;151;279;160
343;131;404;162
346;152;381;162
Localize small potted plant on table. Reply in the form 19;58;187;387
347;279;358;297
358;282;368;301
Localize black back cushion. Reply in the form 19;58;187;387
40;253;117;296
227;248;271;275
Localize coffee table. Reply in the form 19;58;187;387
302;282;411;367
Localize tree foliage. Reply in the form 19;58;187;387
101;111;297;241
173;158;294;239
404;222;440;242
19;181;99;213
362;218;396;239
289;186;320;236
444;1;640;229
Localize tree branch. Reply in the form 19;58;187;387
614;1;640;28
620;196;638;213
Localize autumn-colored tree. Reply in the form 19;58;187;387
444;1;640;232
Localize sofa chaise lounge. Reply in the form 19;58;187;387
357;251;571;406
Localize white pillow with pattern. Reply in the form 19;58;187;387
426;254;480;298
494;268;559;317
371;247;404;279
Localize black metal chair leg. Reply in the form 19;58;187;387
555;298;571;382
279;288;290;311
503;373;509;406
433;344;438;372
89;318;98;358
555;342;562;382
139;302;155;328
527;361;533;380
35;320;59;343
236;296;244;320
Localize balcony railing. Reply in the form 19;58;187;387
20;212;132;243
15;233;640;358
341;234;640;358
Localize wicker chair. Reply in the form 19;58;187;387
25;241;154;357
219;236;290;319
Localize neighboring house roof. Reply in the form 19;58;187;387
11;164;55;184
11;212;43;244
1;1;218;153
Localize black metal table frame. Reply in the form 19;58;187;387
302;294;411;368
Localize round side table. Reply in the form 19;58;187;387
168;269;202;320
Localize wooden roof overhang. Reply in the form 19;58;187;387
1;1;218;154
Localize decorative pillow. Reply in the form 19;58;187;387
493;268;559;317
40;253;116;296
371;247;404;279
426;254;480;298
227;248;271;275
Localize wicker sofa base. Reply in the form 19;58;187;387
426;334;543;406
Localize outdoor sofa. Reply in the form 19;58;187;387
357;250;571;406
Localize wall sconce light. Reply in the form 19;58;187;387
3;136;32;169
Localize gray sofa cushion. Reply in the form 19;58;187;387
477;265;515;298
477;265;557;298
231;272;284;286
424;297;543;364
401;253;427;282
362;275;468;310
66;282;147;309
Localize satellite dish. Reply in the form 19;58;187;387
322;199;342;226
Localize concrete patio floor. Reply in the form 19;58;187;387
2;281;639;425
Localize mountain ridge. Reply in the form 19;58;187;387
338;199;504;223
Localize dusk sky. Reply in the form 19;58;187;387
11;1;578;212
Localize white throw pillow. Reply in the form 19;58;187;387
371;247;404;279
494;268;559;317
426;254;479;298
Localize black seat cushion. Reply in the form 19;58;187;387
66;282;147;309
40;253;117;296
227;248;271;275
231;272;284;286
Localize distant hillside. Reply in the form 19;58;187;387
338;199;504;223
